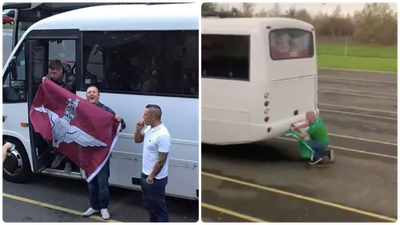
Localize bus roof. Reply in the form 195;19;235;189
3;2;192;11
25;3;198;32
202;17;313;32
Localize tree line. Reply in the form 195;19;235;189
202;3;397;45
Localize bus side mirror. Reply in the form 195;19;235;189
9;57;18;80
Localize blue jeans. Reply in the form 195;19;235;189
88;158;110;210
307;140;329;160
140;173;169;222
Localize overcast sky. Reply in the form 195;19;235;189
215;2;398;16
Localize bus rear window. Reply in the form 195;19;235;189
202;34;249;80
269;29;314;60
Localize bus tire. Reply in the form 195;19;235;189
3;137;33;183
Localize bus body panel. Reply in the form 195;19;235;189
201;78;252;144
267;76;317;128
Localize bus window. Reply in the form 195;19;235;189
202;34;250;81
17;21;35;44
3;43;27;103
32;44;46;84
82;31;198;97
83;44;104;86
49;40;76;68
269;29;314;60
27;39;77;91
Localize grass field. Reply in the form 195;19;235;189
317;43;397;72
318;55;397;72
3;24;13;29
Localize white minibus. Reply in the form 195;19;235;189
202;17;317;145
3;3;199;200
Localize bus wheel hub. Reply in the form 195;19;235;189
3;149;23;175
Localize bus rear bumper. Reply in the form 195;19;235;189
251;115;308;142
251;108;319;142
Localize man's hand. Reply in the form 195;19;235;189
42;77;47;83
299;133;308;139
136;119;145;131
4;142;13;149
3;142;14;163
146;177;154;184
114;114;121;122
134;120;145;143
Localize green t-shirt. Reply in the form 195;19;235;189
307;117;329;144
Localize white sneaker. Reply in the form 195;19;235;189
83;207;99;217
309;157;323;165
101;208;110;220
328;149;335;162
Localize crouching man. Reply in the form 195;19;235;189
291;110;334;165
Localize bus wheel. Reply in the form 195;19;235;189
3;137;32;183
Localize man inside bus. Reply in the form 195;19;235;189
42;59;76;173
82;85;126;220
134;104;171;222
291;110;334;165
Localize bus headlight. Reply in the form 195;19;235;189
264;109;269;115
264;93;269;99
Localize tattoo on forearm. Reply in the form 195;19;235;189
150;152;169;178
158;152;168;168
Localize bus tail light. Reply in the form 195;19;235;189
264;93;270;122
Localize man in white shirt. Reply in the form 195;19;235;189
134;104;171;222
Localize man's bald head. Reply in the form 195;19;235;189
306;110;317;122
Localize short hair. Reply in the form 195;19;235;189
49;60;63;70
146;104;162;120
86;85;99;92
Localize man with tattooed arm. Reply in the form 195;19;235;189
134;104;171;222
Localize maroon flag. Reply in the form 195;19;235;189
29;80;120;182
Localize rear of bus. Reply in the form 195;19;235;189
201;18;317;145
252;19;318;140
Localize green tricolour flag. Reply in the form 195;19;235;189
284;129;314;161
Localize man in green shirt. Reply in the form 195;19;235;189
292;110;334;165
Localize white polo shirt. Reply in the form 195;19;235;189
142;122;171;179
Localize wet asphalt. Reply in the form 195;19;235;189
3;175;199;222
